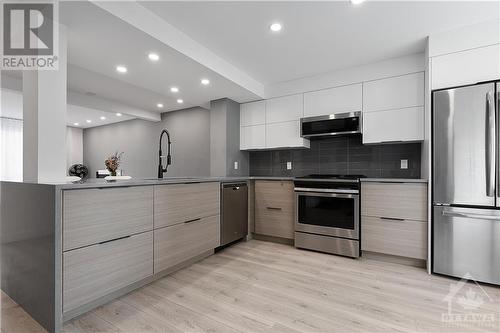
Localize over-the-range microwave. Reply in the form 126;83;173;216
300;111;362;139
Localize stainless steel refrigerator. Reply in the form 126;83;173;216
433;81;500;285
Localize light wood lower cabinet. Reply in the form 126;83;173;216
154;182;219;229
361;216;427;260
63;231;153;313
63;186;153;251
254;180;294;239
361;181;428;260
361;182;427;221
154;215;220;273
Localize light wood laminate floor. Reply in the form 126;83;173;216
2;240;500;333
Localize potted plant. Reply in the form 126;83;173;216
104;151;123;177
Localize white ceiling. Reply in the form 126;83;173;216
141;1;500;84
67;104;134;129
0;87;135;128
8;1;498;127
59;1;261;114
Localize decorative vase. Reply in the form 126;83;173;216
110;170;117;177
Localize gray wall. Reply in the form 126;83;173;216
225;99;249;177
210;99;249;177
209;99;227;177
250;135;421;178
66;126;83;171
83;107;211;178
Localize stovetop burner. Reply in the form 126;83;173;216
296;174;366;180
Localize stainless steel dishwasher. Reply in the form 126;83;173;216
220;182;248;247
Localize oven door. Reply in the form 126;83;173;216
295;191;359;239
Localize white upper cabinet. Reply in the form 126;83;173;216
362;72;425;144
266;121;310;149
240;124;266;150
304;84;362;117
363;72;424;112
362;107;424;144
266;94;303;123
431;44;500;90
240;94;308;150
240;100;266;126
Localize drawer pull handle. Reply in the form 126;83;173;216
99;235;131;245
266;207;282;211
184;218;201;224
97;186;131;190
380;217;405;222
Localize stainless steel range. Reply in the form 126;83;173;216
294;174;364;258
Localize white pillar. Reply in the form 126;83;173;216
22;26;67;183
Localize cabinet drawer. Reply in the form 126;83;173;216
154;182;219;229
154;215;220;273
361;182;427;221
254;181;294;239
63;186;153;251
63;231;153;313
361;216;427;259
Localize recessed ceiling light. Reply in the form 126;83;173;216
86;119;92;123
201;78;210;85
116;113;122;117
350;0;365;4
73;122;79;126
177;99;183;104
170;87;179;93
270;23;282;32
100;116;106;120
157;103;164;108
148;53;159;61
116;65;127;73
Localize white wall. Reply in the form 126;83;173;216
0;88;84;176
66;127;83;171
265;53;425;98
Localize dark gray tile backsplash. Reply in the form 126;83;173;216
249;135;421;178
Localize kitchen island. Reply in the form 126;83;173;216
0;177;258;333
1;176;426;333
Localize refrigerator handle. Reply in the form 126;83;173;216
485;91;495;197
442;210;500;221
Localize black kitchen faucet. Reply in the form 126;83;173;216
158;129;172;178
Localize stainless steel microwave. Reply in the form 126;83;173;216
300;111;362;139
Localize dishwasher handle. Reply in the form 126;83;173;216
223;183;247;189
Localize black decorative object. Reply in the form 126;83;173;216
68;164;89;179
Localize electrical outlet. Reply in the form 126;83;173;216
234;161;239;170
286;161;292;170
400;159;408;169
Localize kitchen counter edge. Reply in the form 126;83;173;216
360;178;428;183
